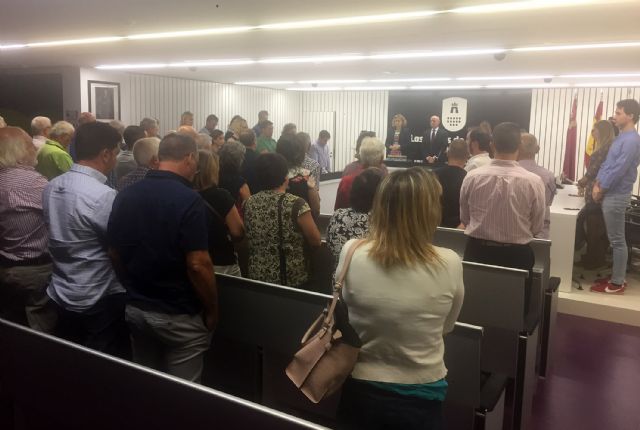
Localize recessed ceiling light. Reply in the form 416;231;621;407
457;75;554;81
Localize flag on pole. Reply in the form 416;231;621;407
584;96;603;168
562;94;579;181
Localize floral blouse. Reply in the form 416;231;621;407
244;190;311;287
326;208;370;266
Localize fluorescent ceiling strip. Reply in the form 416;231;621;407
409;85;484;90
235;81;296;85
513;41;640;52
457;75;553;81
3;0;624;49
258;10;441;30
286;87;343;91
96;63;168;70
342;86;408;91
127;27;253;40
370;77;452;83
370;48;505;59
258;55;366;64
168;59;255;67
298;79;368;84
451;0;601;14
485;83;570;88
560;72;640;79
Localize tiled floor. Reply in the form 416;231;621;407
532;313;640;430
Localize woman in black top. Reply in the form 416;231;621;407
219;140;251;208
193;150;245;275
385;114;411;157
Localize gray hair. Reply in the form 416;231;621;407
49;121;75;140
219;140;246;173
196;133;212;151
133;137;160;166
0;127;28;168
31;116;52;136
359;137;385;167
140;117;158;130
158;133;197;162
109;120;126;136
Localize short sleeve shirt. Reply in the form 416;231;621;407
200;186;237;266
108;170;208;314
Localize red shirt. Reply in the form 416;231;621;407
334;174;357;210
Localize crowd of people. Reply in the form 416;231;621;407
1;98;639;429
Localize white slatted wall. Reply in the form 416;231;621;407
300;91;389;172
126;74;302;136
530;87;640;193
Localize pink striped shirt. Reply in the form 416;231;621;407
459;159;545;245
0;165;49;262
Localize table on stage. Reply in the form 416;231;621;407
549;184;585;292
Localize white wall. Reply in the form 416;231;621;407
80;68;132;125
300;91;389;172
530;86;640;192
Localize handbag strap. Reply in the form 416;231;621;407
323;239;365;326
277;192;288;285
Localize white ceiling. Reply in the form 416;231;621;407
2;0;640;89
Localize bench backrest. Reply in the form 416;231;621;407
0;318;325;430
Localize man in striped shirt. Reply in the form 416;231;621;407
0;127;57;333
460;122;546;272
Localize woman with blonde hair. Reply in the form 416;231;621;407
384;113;411;157
193;150;245;275
335;167;464;430
225;115;249;142
576;120;616;268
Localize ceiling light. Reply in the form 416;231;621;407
370;48;505;60
485;83;570;88
512;41;640;52
96;63;168;70
409;85;484;90
370;77;452;83
298;79;368;84
0;44;27;50
286;87;344;91
343;86;408;91
559;72;640;79
127;27;254;40
235;81;296;85
457;75;553;81
451;0;601;14
258;10;441;30
258;54;366;64
26;36;124;48
168;59;255;67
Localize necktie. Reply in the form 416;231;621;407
431;129;436;142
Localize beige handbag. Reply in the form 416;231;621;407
285;239;364;403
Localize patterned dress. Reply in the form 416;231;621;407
244;190;311;287
326;208;370;266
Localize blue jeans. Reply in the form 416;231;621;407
602;193;630;285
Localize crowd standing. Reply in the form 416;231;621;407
1;99;639;427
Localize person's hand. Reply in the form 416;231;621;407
307;176;317;189
203;311;218;332
592;182;604;203
391;143;400;150
426;156;435;164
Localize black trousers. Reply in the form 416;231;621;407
336;378;443;430
54;293;131;360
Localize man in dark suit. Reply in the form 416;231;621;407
423;115;449;164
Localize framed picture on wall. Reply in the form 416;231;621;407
88;80;120;122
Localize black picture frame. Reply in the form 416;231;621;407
88;80;121;122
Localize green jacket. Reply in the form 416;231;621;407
36;139;73;180
256;136;277;154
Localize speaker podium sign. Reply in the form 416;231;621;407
442;97;467;133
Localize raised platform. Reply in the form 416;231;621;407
558;261;640;327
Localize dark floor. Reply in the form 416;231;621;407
532;313;640;430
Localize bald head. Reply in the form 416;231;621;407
0;127;37;168
78;112;96;126
519;133;539;160
177;125;198;140
430;115;441;128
